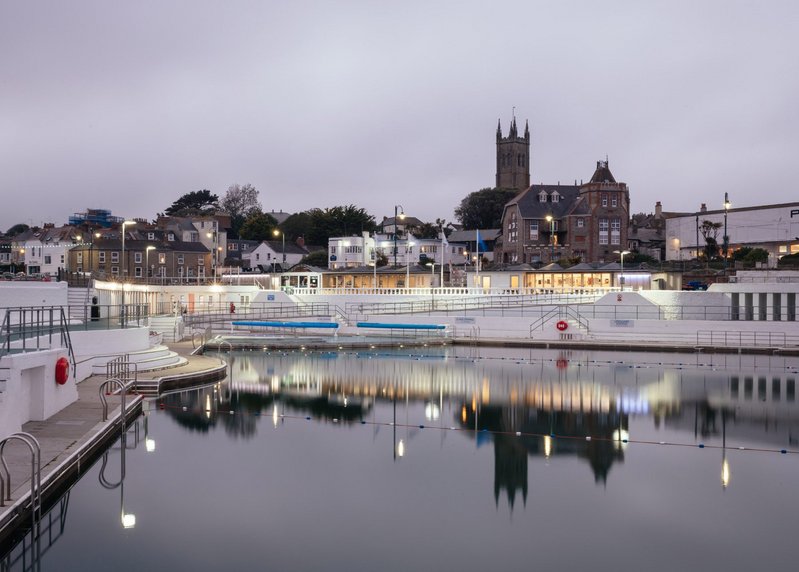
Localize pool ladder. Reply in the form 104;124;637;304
0;432;43;571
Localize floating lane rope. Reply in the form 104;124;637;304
144;402;799;456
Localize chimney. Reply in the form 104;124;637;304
655;201;662;219
700;203;707;213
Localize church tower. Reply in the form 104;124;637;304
496;117;530;191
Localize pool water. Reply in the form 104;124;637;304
3;347;799;571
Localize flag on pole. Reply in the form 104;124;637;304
476;230;488;253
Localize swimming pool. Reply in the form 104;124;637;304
3;346;798;571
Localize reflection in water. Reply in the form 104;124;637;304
3;348;799;571
160;347;799;508
0;417;150;571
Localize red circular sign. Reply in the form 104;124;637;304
556;320;568;331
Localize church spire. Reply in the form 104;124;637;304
496;119;502;141
524;120;529;140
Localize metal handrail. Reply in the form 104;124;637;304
0;432;43;572
105;356;139;393
98;378;128;429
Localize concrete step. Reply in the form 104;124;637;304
90;345;186;375
149;315;185;342
67;287;95;306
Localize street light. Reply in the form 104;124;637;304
120;221;136;324
723;193;731;271
614;250;630;290
145;246;156;285
406;241;414;290
426;261;435;285
545;214;555;262
393;205;405;267
121;221;136;280
273;229;285;270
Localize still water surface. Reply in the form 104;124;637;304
3;346;799;571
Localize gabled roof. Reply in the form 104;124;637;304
505;185;582;220
447;229;501;242
253;240;309;255
381;216;424;228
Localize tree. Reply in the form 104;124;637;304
5;223;30;236
699;220;723;260
280;211;313;243
239;211;278;241
299;250;329;267
221;183;261;237
407;221;440;239
305;205;376;246
454;188;518;229
165;190;219;216
732;247;769;264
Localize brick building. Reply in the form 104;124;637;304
495;118;630;264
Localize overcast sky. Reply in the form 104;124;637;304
1;0;797;231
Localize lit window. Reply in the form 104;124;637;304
577;218;584;228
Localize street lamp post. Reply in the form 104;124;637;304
723;193;731;271
120;221;136;324
273;229;285;270
545;215;555;262
614;249;630;290
406;241;414;291
393;205;405;267
145;246;156;286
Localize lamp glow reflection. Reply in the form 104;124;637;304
121;513;136;529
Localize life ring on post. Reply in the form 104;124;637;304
556;320;569;332
55;357;70;385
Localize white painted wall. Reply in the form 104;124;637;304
70;327;151;381
0;348;77;441
665;203;799;263
0;281;68;308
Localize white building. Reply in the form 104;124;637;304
665;201;799;266
243;240;308;271
329;232;467;269
14;225;82;276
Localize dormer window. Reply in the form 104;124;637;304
538;190;548;203
148;232;155;240
551;191;560;203
168;233;175;241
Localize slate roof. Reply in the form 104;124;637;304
505;185;582;219
259;240;309;255
589;161;617;183
447;229;501;242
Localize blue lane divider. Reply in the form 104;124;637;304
232;320;339;329
356;322;446;330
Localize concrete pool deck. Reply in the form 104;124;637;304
0;348;227;544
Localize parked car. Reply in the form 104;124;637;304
683;280;708;291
